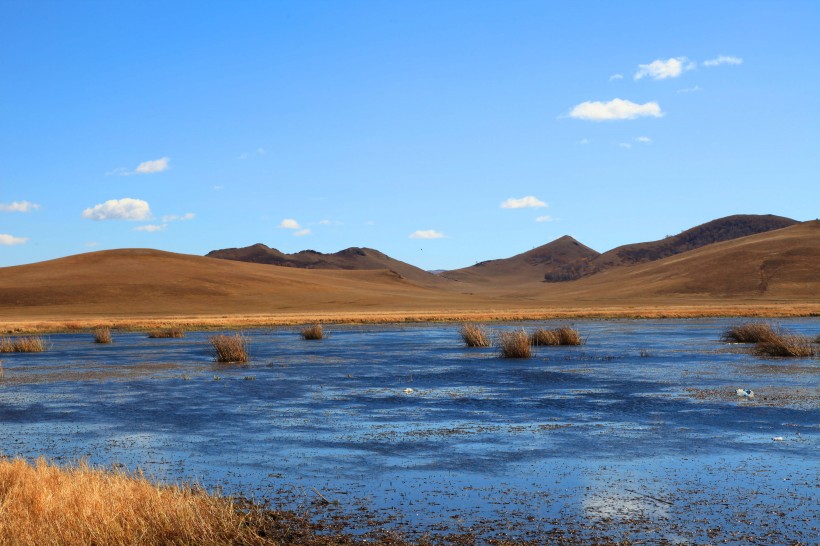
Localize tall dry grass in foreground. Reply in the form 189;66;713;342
209;333;249;363
0;336;47;353
459;323;492;347
148;328;185;339
720;322;776;343
530;326;582;346
753;333;816;357
93;327;112;344
300;324;324;340
498;330;532;358
0;458;266;546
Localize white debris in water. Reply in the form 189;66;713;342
404;388;414;394
736;389;754;398
772;436;785;442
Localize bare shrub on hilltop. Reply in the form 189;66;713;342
460;323;492;347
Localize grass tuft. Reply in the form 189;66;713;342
93;327;112;344
498;330;532;358
300;324;324;340
0;336;47;353
530;326;582;346
720;322;776;343
209;333;249;363
753;333;815;357
148;328;185;339
459;323;492;347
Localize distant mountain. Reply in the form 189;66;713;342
544;214;798;282
441;235;601;284
206;244;444;285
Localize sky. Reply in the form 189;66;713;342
2;1;819;270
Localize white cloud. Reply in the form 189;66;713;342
501;196;547;209
618;142;633;149
81;198;151;221
0;201;40;213
294;228;312;237
569;98;663;121
0;234;28;245
135;157;170;174
133;224;166;232
636;136;652;144
85;241;100;248
162;212;195;222
318;220;332;225
279;218;301;229
409;229;445;239
535;215;553;223
703;55;743;67
579;138;590;145
677;85;703;93
609;73;624;81
634;57;693;80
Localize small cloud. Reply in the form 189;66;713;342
238;152;249;160
579;138;590;145
213;185;224;191
568;99;663;121
618;142;633;149
85;241;100;248
0;234;28;245
0;200;40;213
501;196;547;209
535;215;554;223
162;212;195;222
279;218;301;229
703;55;743;67
318;220;332;225
410;229;445;239
609;73;624;81
135;157;170;174
677;85;703;93
82;198;151;221
238;148;266;160
133;224;166;232
294;228;311;237
634;57;693;80
364;220;376;226
636;136;652;144
257;148;266;155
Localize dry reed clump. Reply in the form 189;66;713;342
93;327;112;344
459;323;492;347
0;457;268;546
498;330;532;358
300;324;324;340
753;333;816;358
148;328;185;339
0;336;47;353
209;333;249;363
530;326;582;346
720;322;777;343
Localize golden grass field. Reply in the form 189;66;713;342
1;221;818;333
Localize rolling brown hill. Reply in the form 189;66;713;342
544;214;797;282
206;244;444;285
441;236;601;284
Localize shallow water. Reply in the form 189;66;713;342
1;319;818;543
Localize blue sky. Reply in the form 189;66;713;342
2;1;818;269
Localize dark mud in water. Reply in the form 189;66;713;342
1;319;818;543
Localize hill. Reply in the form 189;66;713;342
441;236;600;284
206;244;443;285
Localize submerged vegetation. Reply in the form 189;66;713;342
300;324;324;340
209;334;249;363
148;328;185;339
459;323;492;347
498;330;532;358
0;336;47;353
94;327;112;344
720;322;776;343
530;326;582;346
753;333;816;358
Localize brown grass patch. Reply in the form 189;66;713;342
530;326;582;346
0;457;267;545
0;336;47;353
148;328;185;339
498;330;532;358
754;333;816;357
459;323;492;347
720;321;777;343
94;327;112;344
300;324;324;340
209;333;249;363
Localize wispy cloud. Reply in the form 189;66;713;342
238;148;267;160
609;73;624;82
636;136;652;144
107;157;170;176
634;57;694;80
133;224;166;232
162;212;195;222
410;229;445;239
85;241;100;248
0;234;28;245
677;85;703;93
0;201;40;213
569;99;663;121
501;196;547;209
618;142;633;149
82;198;151;221
579;138;590;145
279;218;301;230
703;55;743;67
535;215;553;223
294;228;311;237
